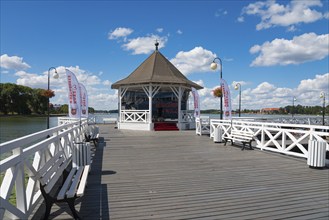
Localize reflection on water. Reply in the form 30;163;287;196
0;116;58;143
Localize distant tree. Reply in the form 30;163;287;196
58;104;69;114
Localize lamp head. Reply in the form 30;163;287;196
53;71;59;79
210;62;218;70
234;83;240;90
320;92;324;98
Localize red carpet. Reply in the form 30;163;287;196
154;122;179;131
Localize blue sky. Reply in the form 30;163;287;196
1;0;328;110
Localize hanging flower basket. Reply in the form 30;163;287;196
212;87;222;98
41;89;55;98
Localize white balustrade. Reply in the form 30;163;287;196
120;110;150;123
196;116;210;135
0;120;88;220
210;119;329;159
181;110;195;123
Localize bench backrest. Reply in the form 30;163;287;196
231;129;254;138
37;151;71;194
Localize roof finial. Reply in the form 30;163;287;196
155;40;159;51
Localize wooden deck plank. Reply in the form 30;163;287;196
31;124;329;219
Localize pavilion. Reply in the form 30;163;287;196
111;42;203;131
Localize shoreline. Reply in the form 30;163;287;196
0;114;67;118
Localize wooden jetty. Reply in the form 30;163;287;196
32;124;329;220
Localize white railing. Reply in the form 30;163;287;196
58;117;93;125
0;120;88;220
210;119;329;159
196;116;211;135
181;110;195;123
120;110;150;123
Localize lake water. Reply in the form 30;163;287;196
0;114;116;144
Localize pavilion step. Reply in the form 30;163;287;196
154;123;179;131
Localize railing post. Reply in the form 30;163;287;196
309;127;315;141
261;124;265;150
13;147;27;215
282;132;286;151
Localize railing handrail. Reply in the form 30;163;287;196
121;110;150;112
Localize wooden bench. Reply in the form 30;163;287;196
224;129;254;150
84;125;99;147
36;151;90;220
103;117;117;124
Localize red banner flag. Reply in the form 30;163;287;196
191;87;200;118
221;78;232;120
79;83;88;118
66;69;81;118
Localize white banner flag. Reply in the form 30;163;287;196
221;78;232;119
191;87;200;118
79;83;88;118
66;69;81;118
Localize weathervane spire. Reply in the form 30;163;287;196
155;40;159;51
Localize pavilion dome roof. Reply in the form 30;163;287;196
111;49;203;90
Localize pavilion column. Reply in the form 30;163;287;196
148;85;153;129
178;86;182;131
118;88;121;123
119;87;128;125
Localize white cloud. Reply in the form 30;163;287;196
156;28;164;33
170;47;216;75
252;82;277;94
103;80;111;86
250;32;329;66
14;66;118;110
122;35;168;55
15;71;46;88
215;9;228;17
237;16;244;23
297;73;329;92
177;29;183;35
0;54;31;70
241;0;327;30
108;27;133;40
195;73;328;110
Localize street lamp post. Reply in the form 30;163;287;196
210;57;223;119
47;67;59;129
320;92;326;126
234;83;241;117
292;96;296;117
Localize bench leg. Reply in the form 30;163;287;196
40;184;54;220
241;143;246;151
67;198;81;220
43;199;53;220
249;141;254;150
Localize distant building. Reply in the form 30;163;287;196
53;104;62;110
260;108;280;114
